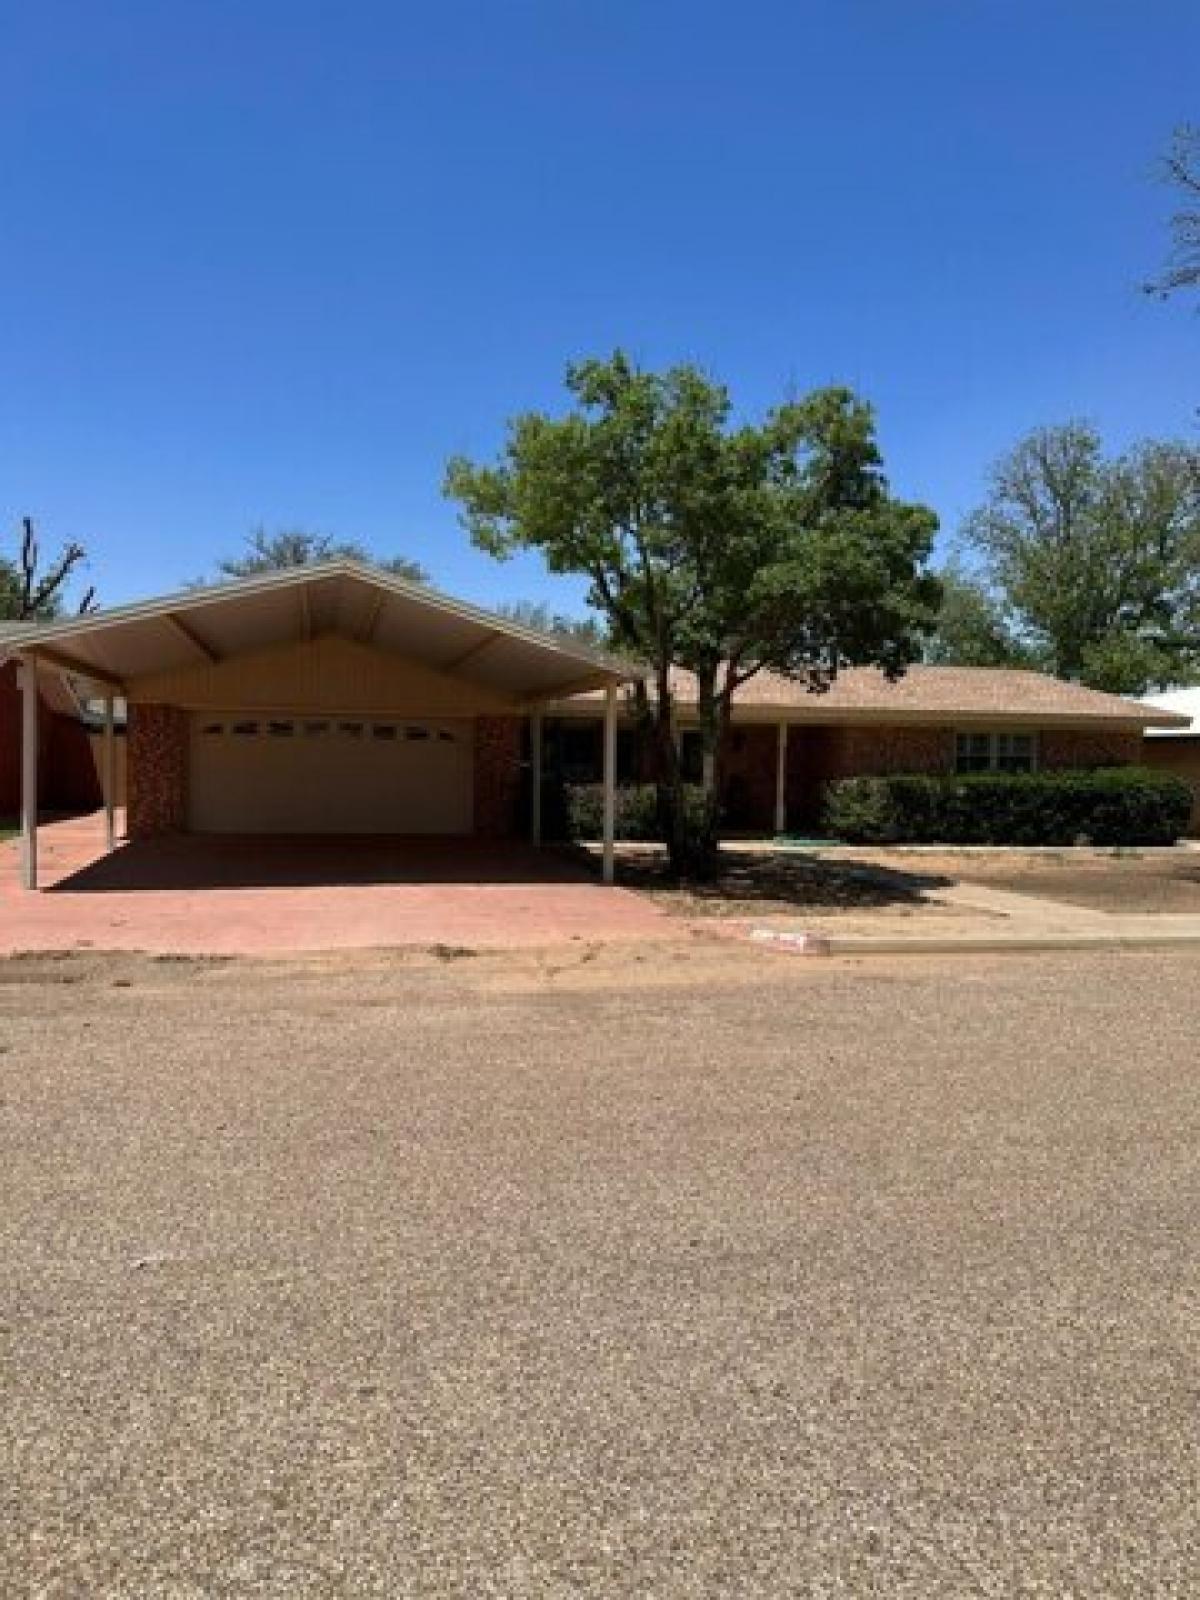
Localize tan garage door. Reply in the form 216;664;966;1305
189;714;474;834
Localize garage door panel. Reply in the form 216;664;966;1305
189;714;474;834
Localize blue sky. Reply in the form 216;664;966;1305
2;0;1196;614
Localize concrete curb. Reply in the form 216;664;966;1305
750;926;1200;958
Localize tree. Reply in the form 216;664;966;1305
1146;125;1200;301
445;352;940;874
0;516;95;620
923;562;1034;669
960;423;1200;692
494;599;609;648
212;526;426;582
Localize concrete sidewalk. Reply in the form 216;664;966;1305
751;873;1200;956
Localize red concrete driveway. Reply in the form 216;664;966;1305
0;814;671;956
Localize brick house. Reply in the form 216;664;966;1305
0;627;104;819
2;562;1184;888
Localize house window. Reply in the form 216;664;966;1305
956;731;1037;774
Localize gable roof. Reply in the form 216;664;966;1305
556;664;1186;728
0;561;634;702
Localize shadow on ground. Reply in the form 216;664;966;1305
49;836;593;893
614;849;952;917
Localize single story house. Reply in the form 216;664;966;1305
1;561;1185;888
1140;688;1200;835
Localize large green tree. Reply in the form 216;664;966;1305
212;526;426;583
445;353;939;873
923;562;1034;669
958;423;1200;692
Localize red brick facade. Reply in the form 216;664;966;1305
127;703;188;838
1039;727;1142;769
472;715;524;838
0;660;103;816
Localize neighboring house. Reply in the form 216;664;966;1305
0;562;1184;887
1140;688;1200;836
0;623;105;818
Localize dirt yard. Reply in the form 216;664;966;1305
841;845;1200;915
3;940;1199;1595
615;843;1200;922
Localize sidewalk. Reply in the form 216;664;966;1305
749;874;1200;956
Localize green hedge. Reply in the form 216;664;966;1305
564;782;710;842
822;767;1193;847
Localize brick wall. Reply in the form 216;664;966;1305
473;715;524;838
127;703;188;838
1038;727;1142;769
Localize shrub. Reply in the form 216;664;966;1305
822;767;1192;847
564;781;710;844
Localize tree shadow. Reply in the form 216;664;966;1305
612;847;953;915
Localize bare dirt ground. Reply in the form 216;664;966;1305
3;940;1200;1596
615;844;1200;923
842;846;1200;915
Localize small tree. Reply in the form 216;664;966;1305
213;526;426;583
445;353;939;874
0;517;94;620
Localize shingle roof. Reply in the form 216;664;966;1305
1141;688;1200;738
560;664;1185;727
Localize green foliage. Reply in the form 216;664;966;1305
445;351;940;873
563;782;710;844
823;768;1192;847
924;562;1036;668
494;599;609;648
959;424;1200;692
214;526;427;583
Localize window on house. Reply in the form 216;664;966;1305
559;723;601;782
267;721;295;738
956;731;1036;773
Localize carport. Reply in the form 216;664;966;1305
4;561;632;890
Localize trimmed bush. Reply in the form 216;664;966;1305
564;781;710;843
822;767;1193;847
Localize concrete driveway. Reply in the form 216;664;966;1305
0;814;670;955
3;942;1199;1594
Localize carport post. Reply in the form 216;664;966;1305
19;658;38;891
103;693;116;853
602;684;617;884
530;708;543;846
774;721;788;835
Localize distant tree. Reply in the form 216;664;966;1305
1146;125;1200;301
0;516;95;620
494;599;609;648
446;352;939;874
923;562;1035;669
960;424;1200;692
212;526;426;583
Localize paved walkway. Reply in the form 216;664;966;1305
0;814;673;956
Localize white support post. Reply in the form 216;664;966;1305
774;721;788;836
602;684;617;885
103;693;116;852
530;708;543;847
19;659;38;891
